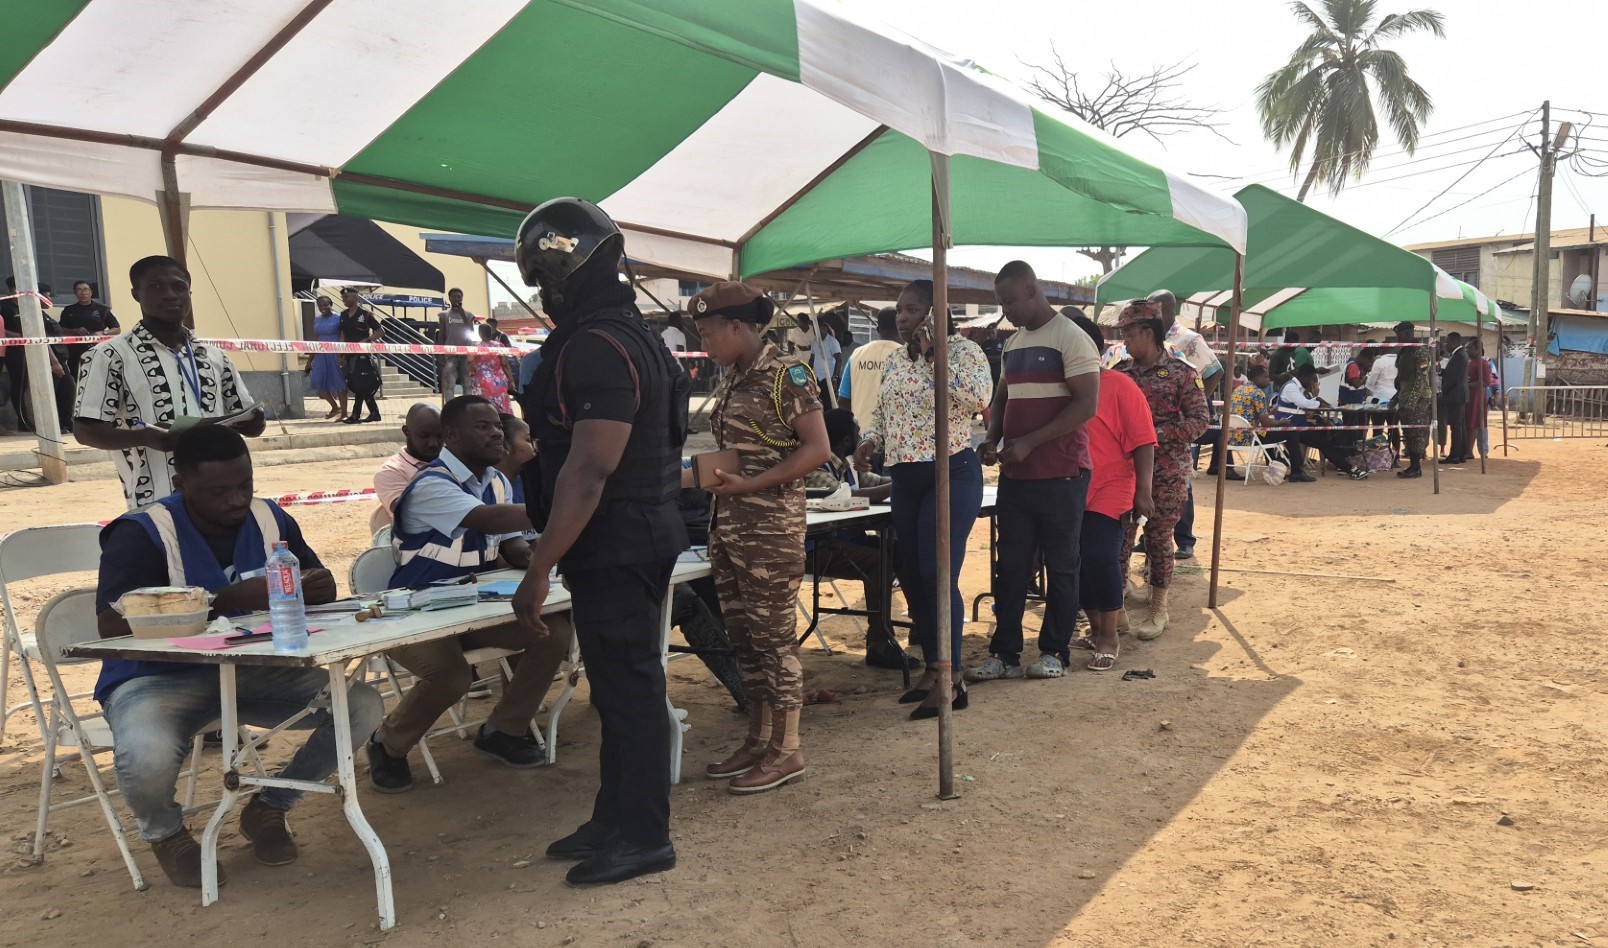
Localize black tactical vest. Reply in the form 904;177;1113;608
522;305;689;532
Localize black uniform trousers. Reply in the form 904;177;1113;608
565;556;675;848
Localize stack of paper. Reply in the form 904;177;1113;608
381;581;479;611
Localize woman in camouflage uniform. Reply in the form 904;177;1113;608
690;282;830;795
1389;321;1432;478
1115;300;1210;641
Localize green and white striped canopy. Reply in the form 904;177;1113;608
0;0;1245;280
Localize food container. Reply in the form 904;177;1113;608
113;586;213;639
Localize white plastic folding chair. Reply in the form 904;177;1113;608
349;547;530;784
1222;416;1291;485
370;524;393;549
30;588;264;890
1;523;104;747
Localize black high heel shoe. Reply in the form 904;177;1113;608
900;667;939;704
909;684;968;720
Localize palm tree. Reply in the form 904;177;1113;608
1256;0;1446;202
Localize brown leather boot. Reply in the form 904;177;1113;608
150;827;225;889
239;797;298;866
705;703;769;779
728;708;805;795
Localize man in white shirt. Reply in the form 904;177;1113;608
660;312;688;352
837;307;901;432
808;319;841;409
74;255;265;510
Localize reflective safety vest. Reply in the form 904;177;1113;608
389;459;510;588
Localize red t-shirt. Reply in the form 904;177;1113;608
1086;369;1157;520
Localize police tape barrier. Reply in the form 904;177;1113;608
1207;423;1432;432
0;334;710;359
272;488;378;507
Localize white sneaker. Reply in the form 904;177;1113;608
964;656;1024;682
1025;654;1066;679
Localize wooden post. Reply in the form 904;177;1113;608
1476;304;1486;475
2;180;69;484
929;151;957;802
1207;255;1243;608
1525;101;1553;424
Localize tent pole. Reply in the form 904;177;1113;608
2;180;69;484
1208;255;1243;608
929;150;956;802
1429;295;1440;495
479;258;553;330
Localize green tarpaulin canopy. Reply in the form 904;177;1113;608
0;0;1244;279
1096;184;1471;325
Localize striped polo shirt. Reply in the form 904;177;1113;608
999;313;1101;479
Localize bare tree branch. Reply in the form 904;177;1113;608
1020;45;1232;272
1021;47;1235;145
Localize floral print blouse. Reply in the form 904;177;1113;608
864;335;994;465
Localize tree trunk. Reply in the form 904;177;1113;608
1296;161;1322;203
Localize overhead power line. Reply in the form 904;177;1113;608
1390;168;1537;237
1384;116;1537;236
1202;110;1536;184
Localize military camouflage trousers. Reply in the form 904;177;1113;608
709;528;806;712
1120;446;1191;590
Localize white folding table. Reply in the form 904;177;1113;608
65;560;712;931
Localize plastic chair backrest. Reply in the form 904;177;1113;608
0;523;103;587
1226;415;1252;430
371;524;393;549
34;588;102;668
350;547;398;596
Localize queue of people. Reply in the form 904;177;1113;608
58;204;1505;904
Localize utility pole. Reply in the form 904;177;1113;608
1525;101;1573;423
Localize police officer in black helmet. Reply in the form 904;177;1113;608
510;198;690;887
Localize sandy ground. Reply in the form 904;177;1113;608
1;433;1604;947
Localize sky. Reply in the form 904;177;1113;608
491;0;1606;302
856;0;1606;282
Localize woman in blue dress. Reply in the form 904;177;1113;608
309;295;347;420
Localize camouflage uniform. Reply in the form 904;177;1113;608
709;341;821;713
1117;354;1210;590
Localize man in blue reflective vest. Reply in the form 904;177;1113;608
94;425;383;889
366;394;571;793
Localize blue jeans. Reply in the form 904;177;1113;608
103;667;383;842
989;471;1089;664
1175;480;1195;548
890;450;983;668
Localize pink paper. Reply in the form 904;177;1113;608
167;625;324;650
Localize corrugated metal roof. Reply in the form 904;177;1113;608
1406;226;1603;253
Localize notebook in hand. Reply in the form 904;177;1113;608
689;449;740;490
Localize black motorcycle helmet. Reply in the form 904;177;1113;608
515;198;623;289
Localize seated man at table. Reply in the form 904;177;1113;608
802;408;915;671
371;402;443;532
367;394;571;791
94;425;384;889
1274;365;1369;481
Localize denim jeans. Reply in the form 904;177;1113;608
103;667;383;842
1174;479;1195;548
988;471;1089;665
890;450;983;668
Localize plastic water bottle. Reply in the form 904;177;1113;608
265;540;308;654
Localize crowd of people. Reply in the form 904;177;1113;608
27;197;1511;902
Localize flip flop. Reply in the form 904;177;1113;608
1086;650;1118;672
1070;637;1098;651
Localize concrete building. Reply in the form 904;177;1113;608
1;185;492;419
1407;227;1608;386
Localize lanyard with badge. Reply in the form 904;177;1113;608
171;340;204;410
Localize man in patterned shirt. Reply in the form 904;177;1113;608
74;256;265;510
